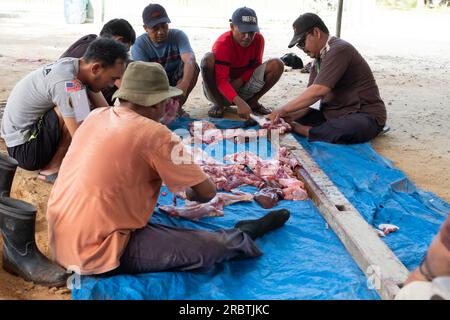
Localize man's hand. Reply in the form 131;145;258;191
159;98;180;125
233;96;251;119
268;108;284;123
187;177;217;203
404;267;427;286
175;82;189;97
230;78;245;91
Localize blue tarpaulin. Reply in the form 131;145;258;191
72;119;449;300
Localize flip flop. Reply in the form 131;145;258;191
381;125;391;135
207;104;225;118
38;172;58;184
177;108;191;118
251;103;272;116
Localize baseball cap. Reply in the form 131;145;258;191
142;4;171;29
230;7;260;33
112;61;182;107
288;13;327;48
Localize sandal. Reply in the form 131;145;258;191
381;125;391;135
38;172;58;184
177;108;191;118
207;104;225;118
251;103;272;116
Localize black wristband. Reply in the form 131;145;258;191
419;255;436;281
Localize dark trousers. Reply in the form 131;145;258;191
297;110;383;145
104;223;262;276
7;109;60;171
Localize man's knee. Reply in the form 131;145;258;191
8;143;49;171
193;62;200;78
201;52;215;71
266;58;284;75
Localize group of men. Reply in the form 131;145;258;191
1;4;388;183
0;3;447;299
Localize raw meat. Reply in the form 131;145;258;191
278;178;305;189
261;118;292;134
188;121;267;145
185;123;308;202
283;186;308;201
186;145;222;165
223;128;266;143
224;151;262;168
224;151;298;183
160;201;224;220
159;190;253;220
159;99;180;125
201;164;265;191
189;121;222;145
377;224;400;236
254;187;284;209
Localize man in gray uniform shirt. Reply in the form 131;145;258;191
1;38;128;183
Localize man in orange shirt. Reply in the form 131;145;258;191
46;61;289;276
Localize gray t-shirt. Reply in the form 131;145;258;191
131;29;193;82
1;58;80;147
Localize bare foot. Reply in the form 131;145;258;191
208;104;225;118
247;100;271;115
38;171;58;184
290;122;312;137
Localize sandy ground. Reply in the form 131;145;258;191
0;7;449;300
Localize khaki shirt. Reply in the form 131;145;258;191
309;37;387;126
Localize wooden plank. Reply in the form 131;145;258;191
280;133;409;300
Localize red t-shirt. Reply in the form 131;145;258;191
212;31;264;103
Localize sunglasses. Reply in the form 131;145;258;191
296;29;314;49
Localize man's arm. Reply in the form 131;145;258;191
62;116;79;137
282;108;313;124
186;177;217;203
88;90;109;108
405;218;450;284
232;96;252;119
269;84;330;122
176;52;197;96
130;38;150;62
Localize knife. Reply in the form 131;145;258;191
248;113;268;127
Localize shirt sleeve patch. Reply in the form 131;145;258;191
65;80;83;93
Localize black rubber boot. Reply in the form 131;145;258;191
0;153;18;198
235;209;291;240
0;197;68;287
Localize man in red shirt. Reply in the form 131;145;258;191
201;7;284;119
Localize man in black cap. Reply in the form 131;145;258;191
269;13;387;145
201;7;284;119
131;3;199;117
61;18;136;106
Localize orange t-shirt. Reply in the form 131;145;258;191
46;107;207;275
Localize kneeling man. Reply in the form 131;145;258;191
269;13;387;144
